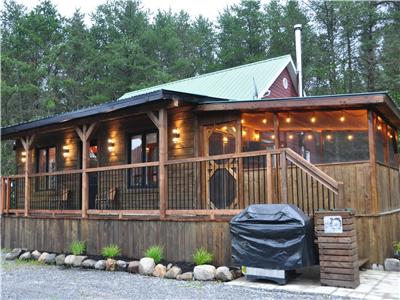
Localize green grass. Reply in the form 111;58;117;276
70;240;86;255
0;248;12;254
101;244;121;259
192;248;213;266
1;258;43;271
143;245;164;264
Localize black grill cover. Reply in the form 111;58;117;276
230;204;316;270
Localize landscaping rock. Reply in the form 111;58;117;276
64;255;76;266
384;258;400;272
139;258;155;275
372;264;384;271
72;256;87;267
45;253;57;264
94;260;106;270
38;252;49;263
231;268;243;279
116;260;127;271
5;248;23;260
19;252;32;261
165;266;182;279
167;263;173;271
215;266;233;281
193;265;216;281
127;261;140;273
177;272;193;281
55;254;65;266
106;259;117;271
152;264;167;278
31;250;41;260
82;259;97;269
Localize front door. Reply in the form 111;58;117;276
203;123;238;209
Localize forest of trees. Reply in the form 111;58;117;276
1;0;399;173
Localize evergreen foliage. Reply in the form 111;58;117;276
1;0;399;174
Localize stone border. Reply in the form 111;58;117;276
4;248;242;282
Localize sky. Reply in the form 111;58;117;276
5;0;247;24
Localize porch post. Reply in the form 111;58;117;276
21;135;34;217
75;124;96;218
0;177;4;215
158;108;168;218
367;110;379;214
273;113;280;149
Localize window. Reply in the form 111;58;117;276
36;146;56;190
129;132;158;187
241;113;275;152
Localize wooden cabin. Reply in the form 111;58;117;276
1;55;399;266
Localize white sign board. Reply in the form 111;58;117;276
323;216;343;233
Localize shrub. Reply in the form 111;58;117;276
393;241;400;253
70;240;86;255
101;244;121;259
193;248;213;265
144;245;164;264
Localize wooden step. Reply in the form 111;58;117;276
358;258;369;268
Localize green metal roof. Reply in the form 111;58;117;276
119;55;296;101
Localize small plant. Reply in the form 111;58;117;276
144;245;164;264
101;244;121;259
193;248;213;266
393;241;400;253
70;240;86;255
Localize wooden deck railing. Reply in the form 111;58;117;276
0;148;342;218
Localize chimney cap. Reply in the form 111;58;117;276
294;24;302;30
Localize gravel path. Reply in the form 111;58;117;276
1;261;350;300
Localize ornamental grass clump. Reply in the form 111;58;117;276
144;245;164;264
101;244;121;259
70;240;86;255
193;248;213;265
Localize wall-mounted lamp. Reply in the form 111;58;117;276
172;128;180;144
222;136;229;144
347;134;354;141
21;151;27;163
62;145;70;158
107;138;115;152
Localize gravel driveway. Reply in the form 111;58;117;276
1;261;350;299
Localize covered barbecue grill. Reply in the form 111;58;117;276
230;204;316;284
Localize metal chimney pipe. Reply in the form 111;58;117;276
294;24;303;97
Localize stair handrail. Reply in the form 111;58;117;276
284;148;339;194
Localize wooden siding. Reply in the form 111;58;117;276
0;216;232;266
168;105;197;160
317;162;372;214
263;67;298;99
2;212;399;265
376;163;400;212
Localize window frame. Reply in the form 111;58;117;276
127;131;159;188
35;145;57;191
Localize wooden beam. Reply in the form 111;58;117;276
368;110;379;214
75;123;97;219
0;178;5;215
158;108;168;218
147;112;160;129
273;113;280;149
280;151;288;203
267;153;273;203
20;136;32;217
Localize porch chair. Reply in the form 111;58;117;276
57;187;70;210
95;187;118;210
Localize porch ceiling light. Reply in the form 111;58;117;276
21;151;27;163
286;115;291;123
340;115;345;122
62;145;70;158
107;138;115;152
172;128;180;144
310;115;316;124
